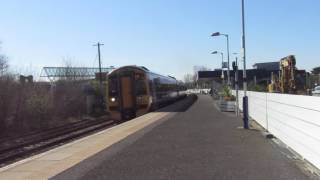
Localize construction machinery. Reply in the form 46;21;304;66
268;72;280;93
268;55;300;94
279;55;297;93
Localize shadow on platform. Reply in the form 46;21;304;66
155;94;198;112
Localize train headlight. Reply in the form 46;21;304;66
111;97;116;102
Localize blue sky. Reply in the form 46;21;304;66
0;0;319;80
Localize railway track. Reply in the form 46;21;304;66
0;118;115;167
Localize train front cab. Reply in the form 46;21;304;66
107;67;151;122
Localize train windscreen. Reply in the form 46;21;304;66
109;75;118;98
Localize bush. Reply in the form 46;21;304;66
221;86;236;101
0;75;17;131
0;77;90;137
248;83;266;92
23;88;53;128
222;86;232;97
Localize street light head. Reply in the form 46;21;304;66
211;51;218;54
211;32;220;37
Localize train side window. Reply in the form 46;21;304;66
135;74;147;95
136;80;147;95
154;78;161;91
149;80;154;93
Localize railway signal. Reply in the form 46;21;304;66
232;57;239;116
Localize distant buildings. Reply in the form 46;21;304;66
198;61;308;91
252;62;279;71
198;61;281;89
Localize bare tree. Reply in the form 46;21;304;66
183;74;193;89
61;57;77;81
59;57;91;81
192;66;212;88
183;73;193;84
0;42;9;76
0;55;8;76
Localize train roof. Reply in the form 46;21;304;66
108;65;177;80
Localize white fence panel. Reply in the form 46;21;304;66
248;91;267;129
233;90;244;111
232;90;320;169
267;93;320;169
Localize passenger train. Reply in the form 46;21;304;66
107;65;187;122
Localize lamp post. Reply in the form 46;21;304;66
241;0;249;129
212;51;224;84
211;32;230;86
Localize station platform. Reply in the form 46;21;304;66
0;95;317;180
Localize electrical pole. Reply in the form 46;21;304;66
93;42;104;94
93;42;105;110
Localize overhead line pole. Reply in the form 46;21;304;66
93;42;105;110
93;42;104;94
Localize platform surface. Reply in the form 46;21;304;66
52;95;316;180
0;110;175;179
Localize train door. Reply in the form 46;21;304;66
120;74;136;120
121;77;133;108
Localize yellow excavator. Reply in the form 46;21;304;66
268;55;297;94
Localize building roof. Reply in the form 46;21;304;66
252;62;279;71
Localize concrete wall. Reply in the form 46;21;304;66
233;90;320;169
